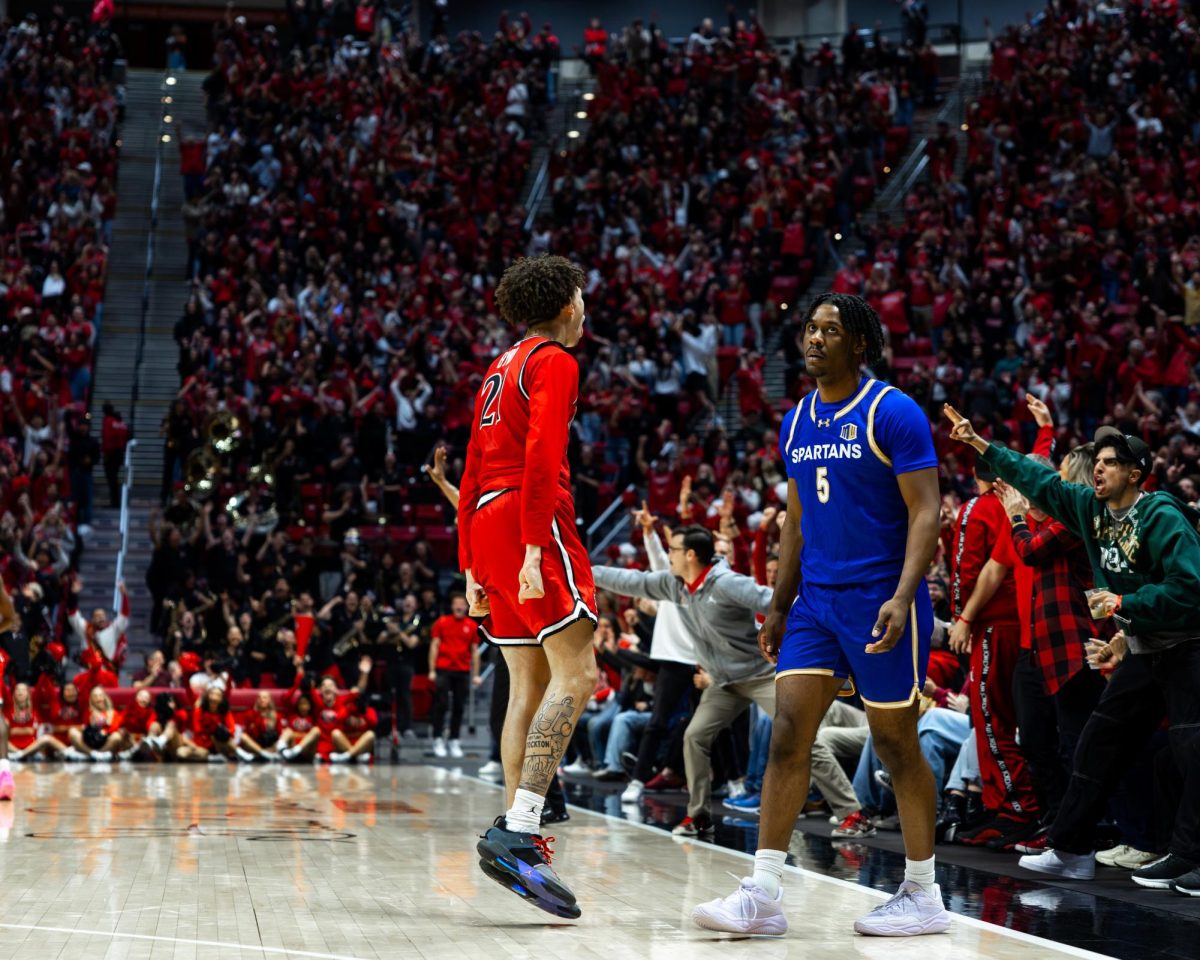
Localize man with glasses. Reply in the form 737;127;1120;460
946;408;1200;896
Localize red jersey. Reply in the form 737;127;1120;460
431;614;478;672
53;700;84;730
190;706;235;748
315;698;344;735
246;710;282;742
341;699;377;735
287;713;315;735
4;702;40;750
119;702;156;735
457;336;579;571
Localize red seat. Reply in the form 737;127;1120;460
423;525;457;566
769;275;801;307
386;525;419;550
717;345;740;386
415;503;444;524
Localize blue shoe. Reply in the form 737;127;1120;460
477;817;581;919
723;793;762;814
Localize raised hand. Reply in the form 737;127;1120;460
1025;393;1053;428
943;404;987;452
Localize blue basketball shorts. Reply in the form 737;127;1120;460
776;578;932;708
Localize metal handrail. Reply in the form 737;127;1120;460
586;482;634;545
127;72;169;431
522;155;551;232
112;439;138;611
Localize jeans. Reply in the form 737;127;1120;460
1050;645;1200;862
945;733;981;792
584;698;620;763
71;468;94;525
722;323;745;347
744;706;772;793
603;710;652;771
854;708;971;815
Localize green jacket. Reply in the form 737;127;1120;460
979;443;1200;653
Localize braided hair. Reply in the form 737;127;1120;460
802;293;886;365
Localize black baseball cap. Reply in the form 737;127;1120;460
1093;426;1152;479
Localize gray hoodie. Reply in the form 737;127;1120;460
591;558;774;687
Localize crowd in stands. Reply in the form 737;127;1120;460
0;13;124;707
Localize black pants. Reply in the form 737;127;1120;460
1012;649;1067;820
1053;666;1105;773
432;670;469;740
489;653;566;814
104;450;122;507
633;661;695;782
392;662;414;735
1051;645;1200;861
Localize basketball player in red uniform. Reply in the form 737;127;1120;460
461;256;598;919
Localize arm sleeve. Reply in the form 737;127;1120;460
1118;508;1200;629
875;391;938;476
709;570;774;614
591;565;683;603
521;349;578;548
979;442;1093;537
456;432;482;570
1010;520;1076;567
1032;423;1055;458
645;527;669;572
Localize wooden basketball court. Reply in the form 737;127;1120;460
0;764;1118;959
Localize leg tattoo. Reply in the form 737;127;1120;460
519;695;575;794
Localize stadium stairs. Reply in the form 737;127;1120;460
82;69;207;672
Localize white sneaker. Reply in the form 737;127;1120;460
207;753;227;764
356;754;372;765
235;748;255;763
1096;844;1158;870
329;752;349;764
91;750;110;762
561;759;592;777
63;747;90;762
725;779;747;801
853;881;951;936
1019;848;1096;880
621;779;644;803
432;738;448;758
448;740;464;759
478;760;503;779
692;877;787;935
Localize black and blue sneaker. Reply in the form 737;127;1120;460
477;816;581;919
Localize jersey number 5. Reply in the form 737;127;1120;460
816;466;831;504
479;373;504;428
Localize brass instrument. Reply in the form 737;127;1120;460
205;410;242;455
183;447;220;498
227;489;280;535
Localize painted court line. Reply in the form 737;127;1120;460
0;923;370;960
453;768;1117;960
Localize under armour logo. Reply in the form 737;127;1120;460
817;418;831;428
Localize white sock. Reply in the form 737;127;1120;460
752;848;787;898
505;788;545;834
0;759;10;773
904;856;936;894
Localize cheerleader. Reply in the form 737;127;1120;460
277;691;321;761
70;687;129;759
238;690;283;761
6;683;68;761
176;682;238;761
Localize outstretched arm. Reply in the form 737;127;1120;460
591;565;682;604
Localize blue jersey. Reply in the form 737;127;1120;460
780;377;937;587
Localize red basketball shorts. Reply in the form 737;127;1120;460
470;490;598;646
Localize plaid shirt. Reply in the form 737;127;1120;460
1010;516;1112;694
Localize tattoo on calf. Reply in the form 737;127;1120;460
518;694;576;793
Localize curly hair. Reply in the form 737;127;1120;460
802;293;887;365
495;255;586;328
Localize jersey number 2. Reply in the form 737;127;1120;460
816;466;831;504
479;373;504;428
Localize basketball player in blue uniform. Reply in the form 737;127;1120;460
693;293;951;936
